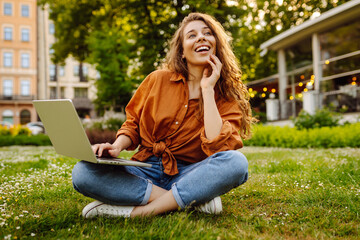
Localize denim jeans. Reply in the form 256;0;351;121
72;150;248;209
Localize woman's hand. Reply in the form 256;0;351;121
92;142;122;158
200;54;222;90
92;135;132;158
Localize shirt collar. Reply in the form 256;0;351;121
170;72;186;83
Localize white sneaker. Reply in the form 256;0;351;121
82;201;134;218
194;196;222;214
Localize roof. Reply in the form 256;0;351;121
260;0;360;51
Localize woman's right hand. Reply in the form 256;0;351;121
92;142;122;158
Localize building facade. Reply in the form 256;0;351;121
249;0;360;121
0;1;98;125
37;5;98;119
0;0;37;124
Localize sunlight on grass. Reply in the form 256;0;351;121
0;146;359;239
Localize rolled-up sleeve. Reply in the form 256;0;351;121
116;73;154;150
200;101;243;156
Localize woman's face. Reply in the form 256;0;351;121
182;20;216;67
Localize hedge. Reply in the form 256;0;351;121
0;134;52;147
2;123;360;148
244;123;360;148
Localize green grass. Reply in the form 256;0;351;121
0;146;359;239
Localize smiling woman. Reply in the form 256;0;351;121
182;20;216;68
72;12;255;219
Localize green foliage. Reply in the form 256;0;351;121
245;123;360;148
0;135;52;146
105;118;124;132
252;109;267;123
293;109;341;130
0;126;10;136
0;125;32;136
87;23;134;112
39;0;353;112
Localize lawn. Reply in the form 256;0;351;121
0;146;359;239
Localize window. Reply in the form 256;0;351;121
4;27;12;40
21;28;30;42
50;87;57;99
20;110;31;124
73;65;79;76
21;5;29;17
3;80;13;96
49;64;56;81
59;66;65;76
49;23;55;34
60;87;65;98
74;88;88;98
83;66;88;76
20;80;30;96
49;44;54;54
4;3;12;16
3;52;13;67
2;110;14;125
21;53;30;68
80;65;88;82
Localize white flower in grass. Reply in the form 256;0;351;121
31;233;36;237
4;234;12;240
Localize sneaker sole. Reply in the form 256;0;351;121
82;201;104;218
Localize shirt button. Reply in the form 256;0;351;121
185;105;188;108
175;121;179;125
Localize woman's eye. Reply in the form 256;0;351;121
189;34;196;38
205;32;212;36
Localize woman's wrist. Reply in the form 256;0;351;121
201;87;215;95
112;134;132;151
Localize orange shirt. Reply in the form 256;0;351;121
116;69;243;175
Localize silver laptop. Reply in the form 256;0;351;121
33;99;151;167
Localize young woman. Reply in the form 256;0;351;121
72;12;254;218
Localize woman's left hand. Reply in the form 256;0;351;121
200;54;222;90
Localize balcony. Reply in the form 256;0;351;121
0;95;36;101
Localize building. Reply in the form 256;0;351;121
0;0;38;125
37;5;98;119
0;1;98;126
249;0;360;121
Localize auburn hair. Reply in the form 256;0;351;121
164;12;255;139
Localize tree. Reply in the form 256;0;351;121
39;0;104;80
40;0;353;113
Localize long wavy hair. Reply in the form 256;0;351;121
164;12;255;139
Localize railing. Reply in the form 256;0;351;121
321;86;360;112
0;95;36;100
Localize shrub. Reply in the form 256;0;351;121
0;125;10;136
84;118;124;144
0;134;51;146
105;118;124;131
9;125;31;136
244;123;360;148
293;108;341;130
85;129;116;144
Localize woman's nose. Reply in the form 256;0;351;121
196;34;206;42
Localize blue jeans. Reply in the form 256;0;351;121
72;150;248;209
